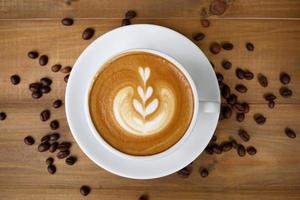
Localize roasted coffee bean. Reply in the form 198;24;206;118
38;142;50;152
65;156;77;165
32;91;42;99
243;70;254;80
41;86;51;93
61;17;74;26
53;99;62;108
264;93;276;101
64;75;69;83
268;100;275;109
237;144;246;157
238;129;250;142
227;94;237;105
200;168;209;177
222;105;232;119
233;103;245;113
219;111;225;121
125;10;137;19
222;60;232;70
212;144;222;154
280;72;291;85
50;120;59;130
210;42;221;54
257;73;268;87
205;144;214;154
222;42;233;50
40;77;52;86
0;112;7;120
50;133;60;141
29;82;42;92
254;114;266;125
46;157;54;165
216;72;223;82
39;55;48;66
242;102;250;113
10;75;21;85
230;139;238;149
246;146;257;155
57;150;70;159
28;51;39;59
58;142;71;151
209;0;227;15
235;68;244;79
51;64;62;72
121;18;131;26
221;84;230;98
80;185;91;196
41;135;50;143
60;66;72;73
285;128;296;139
236;113;245;122
82;28;95;40
201;19;210;27
280;87;292;98
211;135;217;142
235;84;247;93
193;32;205;41
40;110;50;121
24;136;35;145
221;141;232;152
47;164;56;174
246;42;254;51
49;142;58;153
177;166;191;178
139;194;149;200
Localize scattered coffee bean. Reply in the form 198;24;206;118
221;84;230;98
47;164;56;174
177;167;191;178
58;142;71;151
280;87;292;98
227;94;237;105
125;10;137;19
24;136;35;145
216;72;223;82
222;42;233;50
280;72;291;85
233;103;245;113
64;74;69;83
236;113;245;122
209;0;227;15
211;135;217;142
264;93;276;101
53;99;62;108
57;150;70;159
139;194;149;200
39;55;48;66
10;74;21;85
238;129;250;142
201;19;210;27
46;157;54;165
80;185;91;196
254;114;266;125
237;144;246;157
257;73;268;87
246;146;257;155
29;82;42;92
210;42;221;54
82;28;95;40
40;77;52;86
28;51;39;59
242;102;250;113
212;144;222;154
50;120;59;130
50;133;60;141
220;141;232;152
235;84;247;93
230;139;238;149
60;66;72;73
235;68;244;79
32;91;42;99
61;18;74;26
38;142;50;152
205;144;214;154
121;18;131;26
41;86;51;94
222;105;232;119
243;70;254;80
246;42;254;51
41;135;50;143
221;60;232;70
200;168;209;177
51;64;62;72
193;32;205;41
285;128;296;139
268;100;275;109
65;156;77;165
0;112;7;120
40;110;50;121
49;142;58;153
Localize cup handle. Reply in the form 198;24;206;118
199;101;220;113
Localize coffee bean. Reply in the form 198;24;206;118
285;128;296;139
125;10;137;19
40;110;50;121
28;51;39;59
50;133;60;141
200;168;209;177
254;114;266;125
64;74;69;83
177;166;191;178
24;136;35;145
51;64;62;72
0;112;7;121
222;42;233;50
40;77;52;86
243;70;254;80
209;0;227;15
268;100;275;109
29;82;42;92
47;164;56;174
121;18;131;26
212;144;222;154
257;73;268;87
10;75;20;85
58;142;71;151
238;129;250;142
210;42;221;54
235;68;244;79
53;99;62;108
201;19;210;27
220;60;231;70
246;42;254;51
242;102;250;113
41;135;50;143
139;194;149;200
216;72;223;82
237;144;246;157
39;55;48;66
32;91;42;99
49;142;58;153
222;105;232;119
60;66;72;73
50;120;59;130
230;139;238;149
46;157;54;165
221;84;230;98
211;135;217;142
82;28;95;40
80;185;91;196
220;141;232;152
193;32;205;41
235;84;247;93
246;146;257;155
41;86;51;93
38;142;50;152
264;93;276;101
280;72;291;85
205;144;214;155
65;156;77;165
236;113;245;122
61;18;74;26
57;150;70;159
227;94;237;105
280;87;292;98
233;103;245;113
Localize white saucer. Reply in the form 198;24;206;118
65;24;220;179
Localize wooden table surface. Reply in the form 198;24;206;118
0;0;300;199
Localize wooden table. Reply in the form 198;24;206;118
0;0;300;199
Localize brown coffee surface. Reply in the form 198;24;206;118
89;51;194;156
